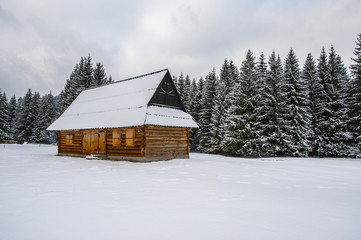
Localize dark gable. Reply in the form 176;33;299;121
148;71;185;111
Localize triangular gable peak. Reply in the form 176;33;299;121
148;70;185;111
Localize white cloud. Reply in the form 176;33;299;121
1;0;360;96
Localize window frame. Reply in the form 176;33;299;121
112;129;121;146
65;134;74;145
125;128;135;146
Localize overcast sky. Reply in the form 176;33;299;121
1;0;360;97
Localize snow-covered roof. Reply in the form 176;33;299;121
47;69;198;131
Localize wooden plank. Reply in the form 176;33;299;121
145;133;186;138
144;125;187;130
145;130;186;134
143;126;189;158
108;150;142;154
58;130;83;155
144;151;188;156
145;145;188;150
99;130;106;154
82;130;91;154
145;137;188;141
108;152;142;156
145;140;188;145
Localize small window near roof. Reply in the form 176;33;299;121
65;134;73;145
112;129;121;146
125;129;135;146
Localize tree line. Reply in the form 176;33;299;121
174;33;361;158
1;34;360;158
0;55;111;143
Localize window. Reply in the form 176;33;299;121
125;128;135;146
112;129;121;146
65;134;73;145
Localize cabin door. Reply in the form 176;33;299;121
82;129;106;155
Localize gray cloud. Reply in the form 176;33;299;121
1;0;360;97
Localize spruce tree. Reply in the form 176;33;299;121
29;92;41;142
177;73;185;102
209;60;232;153
58;55;110;115
198;69;218;152
209;79;227;153
189;78;198;116
314;46;351;156
254;53;268;155
58;64;80;114
349;33;361;157
8;95;17;140
82;55;94;88
189;77;204;150
301;53;318;155
188;78;199;150
258;52;287;156
183;75;192;112
16;89;34;142
313;47;329;156
222;50;260;156
0;90;10;141
229;60;239;87
326;46;350;156
282;49;311;156
93;62;108;86
219;59;232;91
37;93;57;143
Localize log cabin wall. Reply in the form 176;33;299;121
106;127;143;157
57;126;191;160
58;130;82;154
143;125;189;158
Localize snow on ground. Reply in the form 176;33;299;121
1;144;361;240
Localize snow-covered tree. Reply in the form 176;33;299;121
348;33;361;157
183;75;192;113
93;62;108;86
209;79;227;153
314;46;350;156
82;55;94;88
326;46;351;156
258;52;287;156
229;60;239;87
16;89;34;142
36;93;57;143
198;69;218;152
58;63;81;114
0;90;10;141
29;92;41;142
189;77;204;150
312;47;330;156
301;53;318;155
177;73;185;102
58;55;110;114
8;95;17;140
208;59;235;153
221;50;260;156
282;49;311;156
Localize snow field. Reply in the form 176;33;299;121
0;144;361;240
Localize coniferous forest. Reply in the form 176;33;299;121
0;55;111;144
1;33;361;158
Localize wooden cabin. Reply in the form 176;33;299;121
47;69;198;161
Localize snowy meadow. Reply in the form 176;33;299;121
1;144;361;240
